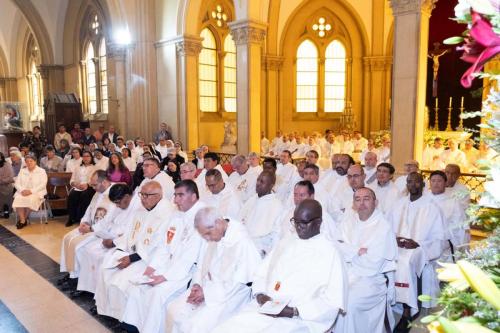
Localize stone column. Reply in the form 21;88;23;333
389;0;436;171
37;65;64;97
363;56;392;132
229;20;267;155
174;36;203;151
262;55;283;139
107;43;129;134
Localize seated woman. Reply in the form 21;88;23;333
9;150;24;177
106;152;132;186
12;154;48;229
121;148;137;172
65;147;83;173
0;152;14;218
66;151;97;227
57;139;70;159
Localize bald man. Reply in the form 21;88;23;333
166;207;261;333
94;181;177;321
444;164;470;211
363;151;378;185
213;199;347;333
335;164;366;217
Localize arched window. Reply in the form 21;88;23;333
99;38;108;114
85;43;97;115
324;40;346;112
296;40;318;112
198;2;236;115
81;12;108;116
223;35;236;112
199;28;218;112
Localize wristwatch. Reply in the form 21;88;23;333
292;307;299;317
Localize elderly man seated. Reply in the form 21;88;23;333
228;155;258;203
213;199;347;333
165;207;262;333
335;187;397;333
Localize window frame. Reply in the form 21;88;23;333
292;27;350;120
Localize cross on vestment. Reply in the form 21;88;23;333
428;42;450;97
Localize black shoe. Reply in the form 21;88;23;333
394;316;412;333
16;221;27;229
70;290;85;298
65;219;74;227
57;273;70;285
61;278;78;291
2;212;9;219
89;305;98;315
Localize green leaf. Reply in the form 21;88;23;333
421;315;438;324
444;36;464;45
418;294;433;302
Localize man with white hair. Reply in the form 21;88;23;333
204;169;241;217
119;180;206;333
247;152;263;175
166;207;262;333
363;151;378;185
228;155;258;203
335;187;397;333
94;181;176;321
213;199;347;333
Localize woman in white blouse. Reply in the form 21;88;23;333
65;150;96;227
12;154;48;229
65;147;83;173
121;147;137;172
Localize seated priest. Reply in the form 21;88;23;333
165;207;262;333
212;199;347;333
228;154;259;203
335;187;398;333
238;170;284;257
387;172;445;333
204;169;242;218
119;180;207;333
94;181;176;321
75;184;135;297
367;162;399;216
58;170;118;292
195;152;229;199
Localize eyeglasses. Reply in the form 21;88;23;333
138;192;160;199
347;174;363;179
290;216;320;228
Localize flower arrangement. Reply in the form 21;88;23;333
421;1;500;332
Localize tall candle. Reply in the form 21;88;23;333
449;97;452;108
461;96;464;108
435;98;438;108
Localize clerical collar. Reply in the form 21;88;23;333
146;202;159;211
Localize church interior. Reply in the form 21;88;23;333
0;0;498;332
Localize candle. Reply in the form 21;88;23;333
435;98;438;108
449;97;452;108
461;96;464;108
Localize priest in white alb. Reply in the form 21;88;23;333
239;171;284;257
204;169;242;217
94;181;176;320
59;170;118;290
120;180;207;333
335;187;397;333
212;199;347;333
367;162;400;216
387;172;445;332
166;207;262;333
195;152;229;199
228;155;258;203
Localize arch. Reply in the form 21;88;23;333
10;0;54;64
0;46;8;77
386;22;394;56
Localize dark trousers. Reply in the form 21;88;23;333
67;188;96;223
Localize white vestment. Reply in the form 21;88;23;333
228;169;258;204
276;163;298;186
446;182;471;211
364;167;377;185
212;234;347;333
166;220;262;333
239;193;284;256
378;147;391;163
139;171;175;201
76;199;136;293
94;199;176;320
12;166;47;211
440;149;467;169
94;156;109;171
278;204;337;242
387;195;445;315
367;181;400;216
65;157;83;173
121;201;206;333
394;175;408;196
195;165;229;199
60;186;118;278
204;183;242;218
422;146;444;169
335;209;397;333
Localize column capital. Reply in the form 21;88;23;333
389;0;437;16
263;55;284;71
228;20;267;45
173;35;203;57
363;56;393;71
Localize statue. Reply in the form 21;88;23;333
220;121;237;154
428;42;450;97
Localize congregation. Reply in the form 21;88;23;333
0;122;473;333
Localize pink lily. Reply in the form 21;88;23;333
459;11;500;87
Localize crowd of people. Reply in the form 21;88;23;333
0;122;475;333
